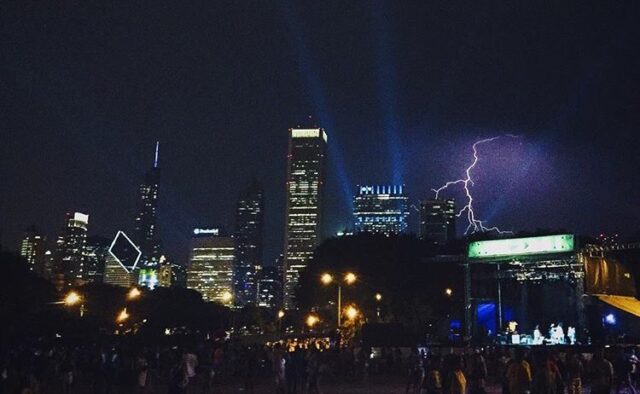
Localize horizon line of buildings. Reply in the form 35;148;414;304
17;125;458;310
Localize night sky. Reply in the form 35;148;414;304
2;2;640;265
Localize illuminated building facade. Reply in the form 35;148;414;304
187;228;235;306
139;255;172;288
84;236;110;283
171;263;187;288
56;212;89;288
134;142;162;267
103;255;134;287
19;225;46;276
419;199;456;244
157;261;172;287
283;127;328;309
234;179;264;306
103;231;141;288
353;185;409;236
257;266;282;308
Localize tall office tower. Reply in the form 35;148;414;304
234;179;265;306
187;228;235;306
283;127;328;309
353;185;410;236
257;266;282;308
157;257;173;287
103;231;141;288
170;263;187;288
19;225;46;276
84;236;110;284
56;212;89;288
134;142;162;267
42;250;55;280
419;199;456;244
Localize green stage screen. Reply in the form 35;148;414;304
468;234;574;259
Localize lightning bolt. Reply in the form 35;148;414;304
432;135;519;235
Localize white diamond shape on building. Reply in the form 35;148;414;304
108;231;141;273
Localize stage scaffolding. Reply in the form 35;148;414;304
463;235;584;343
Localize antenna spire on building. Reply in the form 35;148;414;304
154;141;159;168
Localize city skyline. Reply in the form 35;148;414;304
7;132;640;269
2;2;640;270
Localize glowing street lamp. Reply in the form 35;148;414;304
344;305;359;321
276;309;286;333
320;271;358;327
116;307;129;324
127;287;141;300
306;314;319;329
321;273;334;285
375;293;383;320
344;272;357;285
221;291;233;304
445;288;453;297
63;291;82;306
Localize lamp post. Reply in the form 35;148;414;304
277;310;285;334
306;314;319;332
375;293;382;320
63;290;84;317
127;287;141;300
116;307;130;324
321;272;357;327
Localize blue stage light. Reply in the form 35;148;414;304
605;313;616;325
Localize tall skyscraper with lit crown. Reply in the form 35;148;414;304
134;142;162;267
234;179;264;306
56;212;89;288
283;127;327;309
353;185;409;235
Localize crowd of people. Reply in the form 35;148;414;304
2;338;640;393
404;346;640;394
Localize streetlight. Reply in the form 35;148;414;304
221;291;233;304
63;291;81;306
344;305;359;321
127;287;141;300
277;309;285;333
116;307;129;324
321;273;333;285
320;271;357;327
306;314;319;329
63;290;84;317
344;272;357;285
375;293;383;301
375;293;382;320
445;288;453;297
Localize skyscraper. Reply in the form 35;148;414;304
56;212;89;288
42;249;55;281
419;199;456;244
84;236;110;284
257;266;282;308
187;228;235;306
283;127;328;309
134;142;162;267
20;225;46;276
234;179;265;306
103;231;141;288
353;185;409;235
